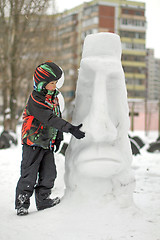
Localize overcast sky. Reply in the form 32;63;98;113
55;0;160;58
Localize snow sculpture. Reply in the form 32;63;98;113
65;33;135;205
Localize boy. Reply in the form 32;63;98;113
15;61;85;216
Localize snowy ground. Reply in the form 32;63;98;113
0;126;160;240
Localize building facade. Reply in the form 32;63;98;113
53;0;146;117
146;49;160;100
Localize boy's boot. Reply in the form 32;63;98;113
17;207;28;216
16;194;30;216
35;189;60;211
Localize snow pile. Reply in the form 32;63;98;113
0;128;160;240
65;33;134;206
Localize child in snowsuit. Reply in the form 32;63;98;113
15;61;85;216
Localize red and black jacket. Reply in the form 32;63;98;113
21;90;71;149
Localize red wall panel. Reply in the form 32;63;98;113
99;5;115;32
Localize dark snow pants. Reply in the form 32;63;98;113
15;143;57;209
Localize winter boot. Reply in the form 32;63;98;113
17;207;28;216
16;193;30;216
35;189;60;211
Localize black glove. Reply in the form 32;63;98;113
69;124;85;139
54;139;62;153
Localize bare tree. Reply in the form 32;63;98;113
0;0;56;132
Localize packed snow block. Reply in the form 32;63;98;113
65;32;135;206
0;130;18;149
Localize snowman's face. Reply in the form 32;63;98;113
66;57;131;180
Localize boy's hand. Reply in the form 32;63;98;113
69;124;85;139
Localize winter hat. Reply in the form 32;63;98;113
33;61;63;92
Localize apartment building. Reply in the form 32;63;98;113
54;0;146;111
120;2;146;99
154;58;160;100
146;49;160;100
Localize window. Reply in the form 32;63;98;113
82;28;98;39
121;18;145;27
83;5;98;16
123;66;146;74
122;42;145;50
120;31;145;39
82;17;99;27
122;54;145;62
122;8;144;17
126;78;144;85
123;9;129;14
62;47;73;54
135;11;143;16
58;26;76;35
59;14;77;24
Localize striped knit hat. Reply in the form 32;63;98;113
33;61;63;92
